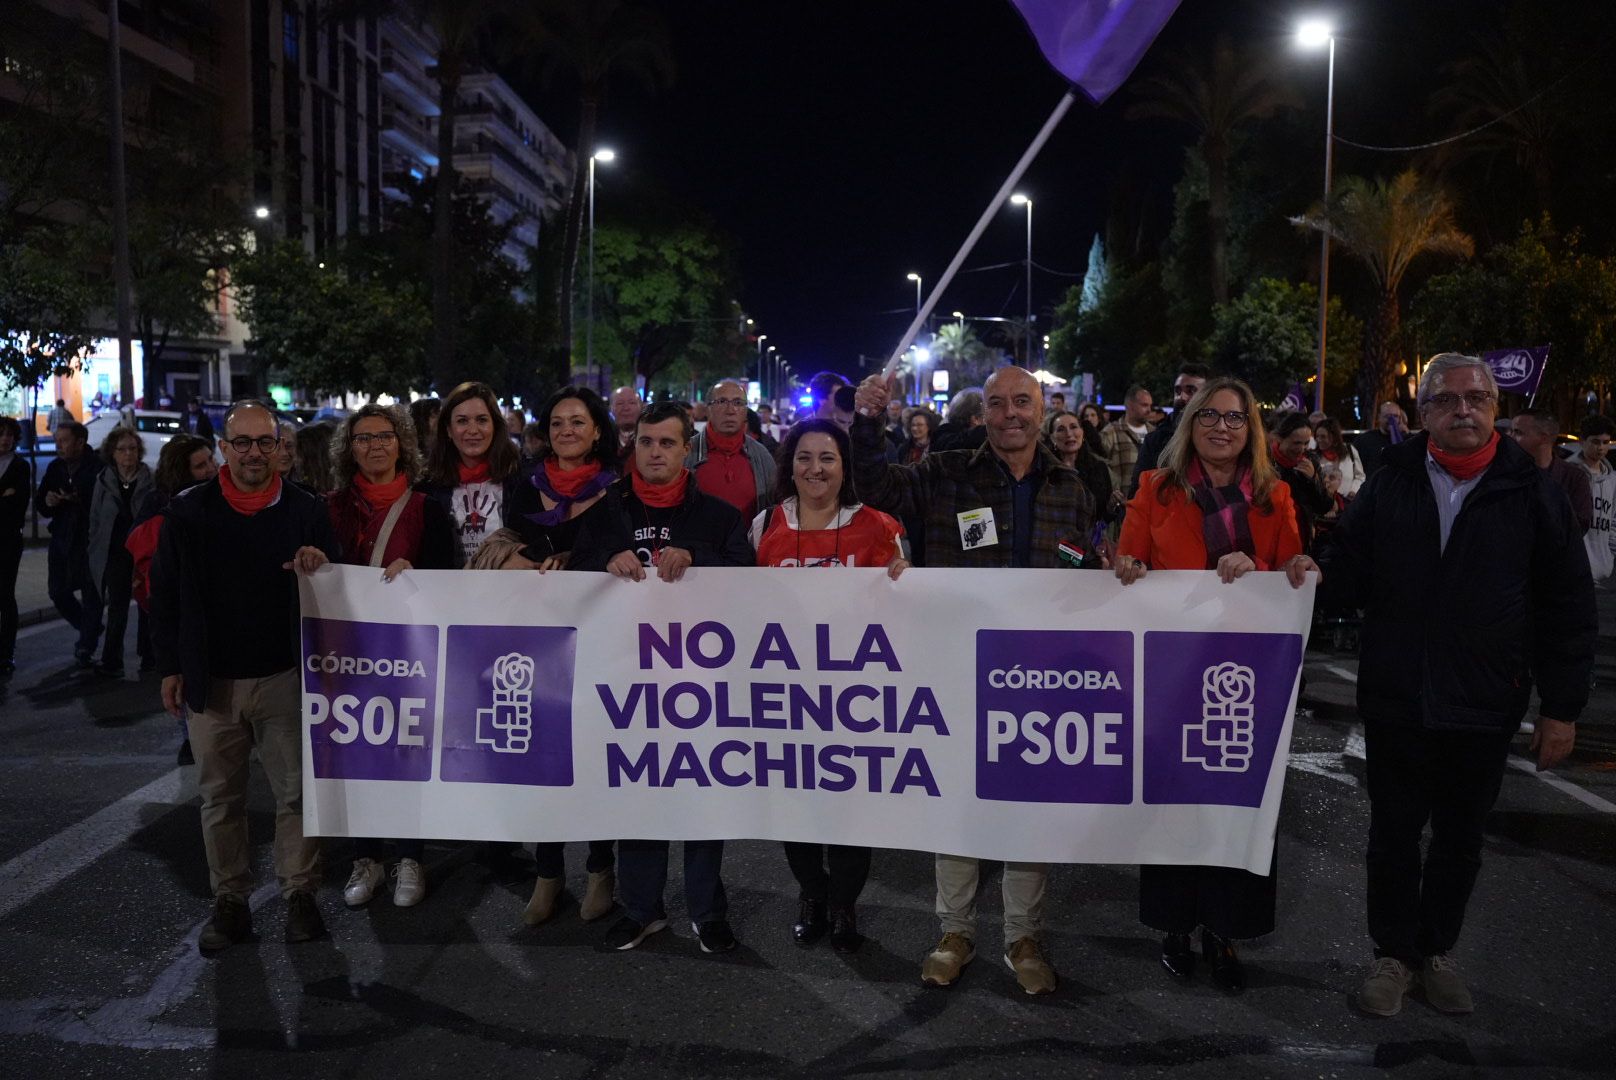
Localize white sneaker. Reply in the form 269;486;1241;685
343;858;385;907
392;858;426;908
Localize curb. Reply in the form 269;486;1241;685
18;606;60;630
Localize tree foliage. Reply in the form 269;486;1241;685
929;322;997;388
0;241;96;391
1205;277;1361;406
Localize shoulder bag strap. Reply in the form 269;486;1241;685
368;492;413;568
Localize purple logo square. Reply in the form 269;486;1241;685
440;625;577;786
975;630;1133;803
1142;631;1302;806
302;618;440;782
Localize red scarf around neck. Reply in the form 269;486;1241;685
457;459;490;485
1272;446;1303;470
632;468;689;508
544;457;602;499
705;426;746;456
218;463;281;517
1428;429;1499;481
353;471;409;508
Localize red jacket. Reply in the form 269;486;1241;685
1119;469;1303;571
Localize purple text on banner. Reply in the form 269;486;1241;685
439;624;578;787
1481;346;1549;396
302;618;440;782
975;629;1134;803
1142;631;1302;807
1009;0;1182;103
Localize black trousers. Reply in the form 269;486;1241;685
1364;722;1513;963
782;842;872;909
99;548;151;668
0;532;21;662
533;839;616;880
1139;851;1278;940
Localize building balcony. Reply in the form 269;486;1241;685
380;50;439;116
381;113;439;169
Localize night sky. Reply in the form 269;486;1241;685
512;0;1580;381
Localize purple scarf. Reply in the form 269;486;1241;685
1187;458;1255;569
524;466;616;527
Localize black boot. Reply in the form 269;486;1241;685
1160;932;1195;979
1202;928;1246;992
828;906;863;953
793;898;828;947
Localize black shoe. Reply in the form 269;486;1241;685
198;893;252;954
93;662;124;678
1160;932;1195;979
793;898;828;947
285;891;327;943
176;738;194;766
597;915;668;952
0;659;15;679
693;919;737;954
828;906;864;954
1202;928;1246;992
73;649;95;668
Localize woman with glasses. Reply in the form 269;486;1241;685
750;418;908;952
1115;377;1318;993
326;404;454;909
87;428;155;677
419;381;525;567
504;386;621;927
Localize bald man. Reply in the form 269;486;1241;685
685;379;776;519
850;365;1099;998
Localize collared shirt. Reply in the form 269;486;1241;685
1425;451;1487;552
997;455;1045;568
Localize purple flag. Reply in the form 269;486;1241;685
1481;346;1550;396
1280;381;1310;414
1009;0;1183;103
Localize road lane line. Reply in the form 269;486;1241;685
0;767;194;922
1507;756;1616;814
1322;663;1358;683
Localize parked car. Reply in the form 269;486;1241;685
84;410;184;461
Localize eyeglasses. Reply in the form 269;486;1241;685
1422;391;1495;412
224;435;281;454
708;397;747;409
1193;408;1248;430
351;432;398;447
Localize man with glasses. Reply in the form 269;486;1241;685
685;378;776;519
1572;415;1614;588
1509;409;1593;534
152;401;339;954
1316;353;1595;1018
1130;363;1211;498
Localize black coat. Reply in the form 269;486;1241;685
1276;454;1334;551
569;475;754;571
1316;434;1595;731
1129;414;1176;497
0;456;33;536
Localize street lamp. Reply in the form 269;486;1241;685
906;272;922;315
1010;193;1033;365
1298;19;1335;412
587;148;617;388
253;205;271;220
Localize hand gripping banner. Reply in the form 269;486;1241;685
299;566;1314;874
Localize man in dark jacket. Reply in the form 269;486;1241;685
152;401;339;955
1129;363;1210;498
851;366;1096;999
36;421;103;664
571;401;753;956
1316;353;1595;1019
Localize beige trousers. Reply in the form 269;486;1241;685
935;854;1048;945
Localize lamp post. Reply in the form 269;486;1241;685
1298;19;1335;413
1010;193;1033;365
755;333;767;397
906;272;921;315
587;148;616;389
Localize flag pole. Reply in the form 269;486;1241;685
1526;344;1551;408
884;90;1078;372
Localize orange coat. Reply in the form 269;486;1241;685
1119;469;1303;571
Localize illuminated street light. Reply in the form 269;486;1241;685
905;272;922;316
253;206;270;220
587;148;618;384
1297;17;1336;411
1009;193;1034;364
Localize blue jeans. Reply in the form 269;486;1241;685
616;839;726;926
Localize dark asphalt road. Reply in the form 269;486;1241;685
0;618;1613;1079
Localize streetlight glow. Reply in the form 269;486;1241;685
1297;19;1333;48
593;148;616;162
253;206;271;219
1010;193;1030;206
906;272;920;282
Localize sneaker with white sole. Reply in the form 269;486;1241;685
1005;937;1057;995
1421;954;1474;1014
392;858;426;908
597;915;668;952
1357;956;1413;1016
692;919;737;954
343;858;385;908
921;932;975;987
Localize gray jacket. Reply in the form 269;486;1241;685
87;463;154;594
684;430;777;508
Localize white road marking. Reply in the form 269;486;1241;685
0;767;195;922
1323;663;1359;683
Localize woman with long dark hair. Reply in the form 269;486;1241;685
750;418;907;952
418;381;524;566
87;427;154;676
1043;409;1114;525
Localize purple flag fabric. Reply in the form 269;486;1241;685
1280;381;1310;414
1009;0;1183;103
1481;346;1550;396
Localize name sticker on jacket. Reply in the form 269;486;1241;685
957;507;998;550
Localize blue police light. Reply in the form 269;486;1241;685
798;394;814;407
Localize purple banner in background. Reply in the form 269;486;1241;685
1009;0;1182;103
1481;345;1549;395
302;618;440;782
439;624;578;787
1142;631;1302;807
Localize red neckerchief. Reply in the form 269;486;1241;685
218;464;281;517
457;459;490;485
1320;448;1340;463
1271;445;1302;470
544;458;602;499
705;426;746;456
1428;430;1499;482
353;471;409;508
632;469;689;508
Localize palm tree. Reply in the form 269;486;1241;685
521;0;674;369
1295;171;1474;409
930;321;996;388
1127;34;1298;306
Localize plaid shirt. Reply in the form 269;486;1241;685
850;415;1096;568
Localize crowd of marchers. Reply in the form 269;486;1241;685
5;350;1604;1018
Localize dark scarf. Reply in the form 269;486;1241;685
1187;458;1256;568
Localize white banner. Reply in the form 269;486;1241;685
299;566;1314;873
